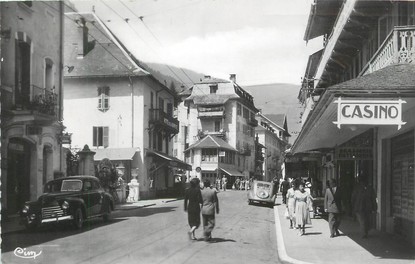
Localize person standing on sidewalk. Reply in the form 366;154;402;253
184;178;203;240
222;176;228;191
352;175;377;238
286;181;297;229
201;179;219;241
280;177;290;204
294;182;312;235
324;179;342;238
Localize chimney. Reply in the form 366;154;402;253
204;75;211;80
229;74;236;83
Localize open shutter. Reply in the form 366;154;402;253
93;127;97;146
103;127;109;147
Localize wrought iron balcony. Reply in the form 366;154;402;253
360;26;415;76
9;85;58;117
248;118;258;127
149;108;179;134
198;129;227;139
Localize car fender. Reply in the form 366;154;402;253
64;197;87;216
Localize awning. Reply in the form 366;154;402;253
185;135;237;152
292;64;415;153
220;168;244;177
93;148;139;161
147;149;192;171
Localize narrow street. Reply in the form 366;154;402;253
2;190;280;264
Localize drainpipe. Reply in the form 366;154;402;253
129;76;134;147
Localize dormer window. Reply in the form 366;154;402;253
98;86;110;112
210;85;218;94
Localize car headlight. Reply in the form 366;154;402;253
61;201;69;210
22;205;30;214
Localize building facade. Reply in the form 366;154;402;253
175;75;258;187
1;1;65;217
255;113;290;182
293;0;415;246
63;13;189;199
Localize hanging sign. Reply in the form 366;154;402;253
333;97;406;129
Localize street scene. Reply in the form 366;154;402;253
1;0;415;264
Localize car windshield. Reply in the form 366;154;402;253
44;181;63;193
257;182;271;190
61;180;83;192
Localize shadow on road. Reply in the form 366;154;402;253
113;206;178;218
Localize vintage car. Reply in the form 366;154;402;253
247;180;276;207
20;175;114;230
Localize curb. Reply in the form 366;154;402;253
273;205;314;264
114;203;157;211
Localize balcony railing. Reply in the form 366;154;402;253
198;106;225;118
149;108;179;134
248;118;258;127
361;26;415;76
12;85;57;117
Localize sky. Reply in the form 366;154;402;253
72;0;322;86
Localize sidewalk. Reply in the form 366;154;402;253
1;198;180;234
273;195;415;264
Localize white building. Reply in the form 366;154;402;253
175;75;258;188
63;13;190;199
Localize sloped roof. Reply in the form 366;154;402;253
64;13;148;77
330;64;415;91
185;135;237;152
265;114;286;128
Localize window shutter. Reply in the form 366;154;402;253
93;127;97;146
103;127;109;147
98;97;102;109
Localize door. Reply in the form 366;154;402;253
82;180;102;216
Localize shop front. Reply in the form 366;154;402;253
292;65;415;246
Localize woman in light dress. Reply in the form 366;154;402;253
286;181;297;229
294;182;312;235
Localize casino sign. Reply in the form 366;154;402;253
333;97;406;129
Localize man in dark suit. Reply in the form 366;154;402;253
201;179;220;241
324;179;342;238
280;177;290;204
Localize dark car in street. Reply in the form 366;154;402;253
247;180;276;208
20;175;114;230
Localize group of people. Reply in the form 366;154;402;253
284;179;314;236
281;175;377;239
184;178;220;242
233;177;251;191
215;176;228;192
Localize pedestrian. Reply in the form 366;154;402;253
184;178;203;240
272;176;279;196
240;178;245;190
280;177;290;204
235;177;240;190
201;179;220;241
351;175;377;238
286;181;297;229
324;179;342;238
305;181;314;217
294;182;312;235
221;176;228;191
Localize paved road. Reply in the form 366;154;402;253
1;190;280;264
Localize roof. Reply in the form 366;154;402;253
185;135;237;152
186;94;239;105
64;13;149;78
93;148;139;161
220;168;244;177
265;114;286;128
146;149;192;171
329;64;415;91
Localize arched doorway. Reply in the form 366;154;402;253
7;138;31;214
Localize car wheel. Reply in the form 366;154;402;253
73;208;84;229
103;206;111;222
25;218;37;231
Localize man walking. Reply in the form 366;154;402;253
280;177;290;204
352;175;377;238
324;179;342;238
201;179;220;241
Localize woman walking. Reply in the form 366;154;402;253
286;181;297;229
184;178;203;240
294;182;312;235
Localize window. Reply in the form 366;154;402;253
45;58;53;91
150;92;154;109
15;39;31;106
157;131;163;151
202;149;218;162
93;126;109;147
214;121;221;132
98;86;110;111
210;85;218;94
159;97;164;112
167;103;173;117
237;103;241;116
243;107;249;119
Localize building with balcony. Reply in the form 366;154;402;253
293;0;415;246
255;113;290;182
1;1;65;217
175;74;259;187
63;12;190;199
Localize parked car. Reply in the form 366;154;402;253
247;180;276;208
20;175;114;230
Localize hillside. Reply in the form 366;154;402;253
244;83;302;143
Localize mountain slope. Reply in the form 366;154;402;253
244;83;302;143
